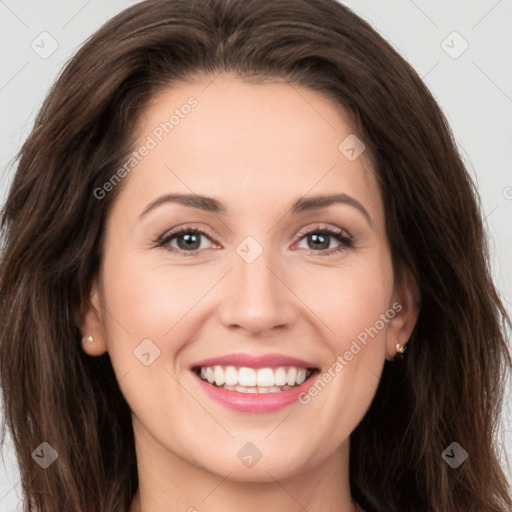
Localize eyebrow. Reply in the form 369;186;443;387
139;192;372;226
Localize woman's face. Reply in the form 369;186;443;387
82;72;417;482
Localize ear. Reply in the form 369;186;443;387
385;269;420;361
75;277;108;356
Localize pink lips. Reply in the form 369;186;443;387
190;352;319;413
191;352;316;370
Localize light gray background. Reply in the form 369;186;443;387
1;0;511;509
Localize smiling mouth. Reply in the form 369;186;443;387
192;365;319;393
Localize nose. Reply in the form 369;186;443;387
218;242;297;337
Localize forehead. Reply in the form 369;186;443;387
115;73;383;225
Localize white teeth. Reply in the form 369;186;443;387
235;385;258;394
196;365;314;390
286;367;297;386
225;366;238;386
296;368;307;385
274;367;287;386
256;368;274;387
239;367;257;387
214;366;225;386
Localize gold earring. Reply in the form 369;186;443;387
84;336;93;344
396;340;406;354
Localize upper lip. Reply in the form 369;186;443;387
191;352;319;370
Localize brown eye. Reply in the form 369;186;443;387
295;226;354;256
156;227;217;255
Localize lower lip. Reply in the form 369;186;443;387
193;371;317;413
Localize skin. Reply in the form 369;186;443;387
79;72;419;512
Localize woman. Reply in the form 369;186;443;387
0;0;510;511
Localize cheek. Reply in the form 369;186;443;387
289;253;393;349
290;252;393;413
317;276;393;400
102;253;210;341
98;254;205;418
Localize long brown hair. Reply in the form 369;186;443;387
1;1;510;510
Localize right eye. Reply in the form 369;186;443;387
154;226;219;256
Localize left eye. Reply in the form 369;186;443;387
294;226;353;255
155;225;353;256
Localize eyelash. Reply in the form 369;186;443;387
153;224;354;257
